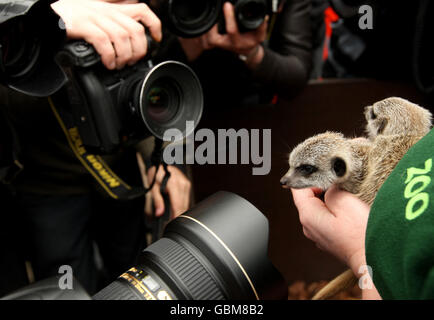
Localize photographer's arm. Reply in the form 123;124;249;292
51;0;162;70
250;0;312;99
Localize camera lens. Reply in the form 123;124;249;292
1;192;288;300
240;2;266;21
2;20;41;78
235;0;268;31
172;0;210;24
93;192;288;300
167;0;223;37
145;79;180;124
138;61;203;141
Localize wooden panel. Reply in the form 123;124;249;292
190;79;429;283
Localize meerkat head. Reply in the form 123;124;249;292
280;132;352;191
364;97;433;139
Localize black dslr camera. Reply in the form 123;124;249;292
55;41;203;154
219;0;283;33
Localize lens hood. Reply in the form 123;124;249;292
139;60;203;141
156;191;288;300
148;0;223;38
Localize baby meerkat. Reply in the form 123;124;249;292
281;97;432;299
358;97;432;204
280;132;371;197
365;97;432;140
282;97;433;204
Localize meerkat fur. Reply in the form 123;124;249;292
280;132;371;195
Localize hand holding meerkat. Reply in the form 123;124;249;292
281;97;432;299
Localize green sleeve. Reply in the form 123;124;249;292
366;128;434;299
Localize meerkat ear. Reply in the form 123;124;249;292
332;157;347;177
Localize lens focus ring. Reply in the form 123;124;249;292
145;238;225;300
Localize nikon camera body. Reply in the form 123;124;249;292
55;41;203;155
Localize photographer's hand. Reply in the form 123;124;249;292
146;165;191;221
51;0;162;70
179;2;267;68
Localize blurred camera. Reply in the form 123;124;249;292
55;41;203;154
0;0;67;96
219;0;282;33
146;0;223;38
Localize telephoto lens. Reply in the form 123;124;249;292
93;191;288;300
1;192;287;300
146;0;223;38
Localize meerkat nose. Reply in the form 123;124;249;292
280;177;288;186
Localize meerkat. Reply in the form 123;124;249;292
281;97;432;299
280;131;371;197
364;97;432;139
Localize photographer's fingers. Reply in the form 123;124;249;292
166;167;191;219
167;190;187;219
151;184;165;217
218;2;265;56
146;165;166;217
223;2;239;36
93;14;133;69
205;25;227;49
82;24;117;69
117;3;162;42
109;10;148;65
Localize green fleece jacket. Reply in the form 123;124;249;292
366;128;434;299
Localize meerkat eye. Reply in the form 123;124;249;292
332;157;346;177
297;165;318;175
370;109;377;120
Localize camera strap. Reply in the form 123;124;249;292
48;96;169;201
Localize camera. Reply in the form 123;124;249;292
219;0;283;33
55;41;204;154
146;0;223;38
2;192;288;300
0;0;67;96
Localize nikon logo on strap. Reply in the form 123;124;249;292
86;155;121;189
48;97;145;200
